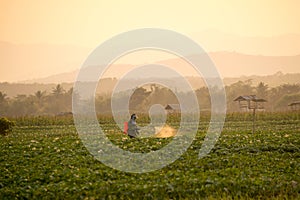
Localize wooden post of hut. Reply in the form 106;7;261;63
252;101;256;134
234;95;267;134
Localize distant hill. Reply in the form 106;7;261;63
2;31;300;82
223;72;300;87
15;51;300;84
158;52;300;78
20;71;79;84
187;72;300;88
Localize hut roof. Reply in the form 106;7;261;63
165;104;181;110
288;101;300;106
234;95;267;102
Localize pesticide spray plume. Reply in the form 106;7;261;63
153;125;177;138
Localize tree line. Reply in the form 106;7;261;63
0;84;72;117
0;81;299;117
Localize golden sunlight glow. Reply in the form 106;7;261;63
0;0;300;81
1;0;300;46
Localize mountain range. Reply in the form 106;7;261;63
1;30;300;82
16;51;300;84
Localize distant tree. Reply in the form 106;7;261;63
268;84;300;111
256;82;268;99
0;92;8;103
278;84;300;94
195;87;210;110
52;84;65;96
225;80;254;111
44;85;74;115
63;87;73;112
0;92;9;116
66;87;73;96
32;90;47;114
8;94;37;116
95;95;112;114
35;90;46;100
275;93;300;111
129;87;151;112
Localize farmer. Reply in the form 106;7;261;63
127;114;139;138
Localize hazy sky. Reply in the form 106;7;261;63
1;0;300;82
1;0;300;46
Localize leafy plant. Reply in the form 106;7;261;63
0;117;15;136
0;113;300;199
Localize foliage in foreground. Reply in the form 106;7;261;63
0;113;299;199
0;117;15;136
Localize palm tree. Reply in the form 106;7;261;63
33;90;47;113
52;84;65;96
35;90;46;100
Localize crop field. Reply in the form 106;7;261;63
0;112;300;199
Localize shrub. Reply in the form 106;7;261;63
0;117;15;136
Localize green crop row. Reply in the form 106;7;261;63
0;112;299;199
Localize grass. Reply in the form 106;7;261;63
0;112;300;199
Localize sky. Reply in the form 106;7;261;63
1;0;300;82
1;0;300;46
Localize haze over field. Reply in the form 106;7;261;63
1;1;300;83
8;51;300;85
0;44;300;83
